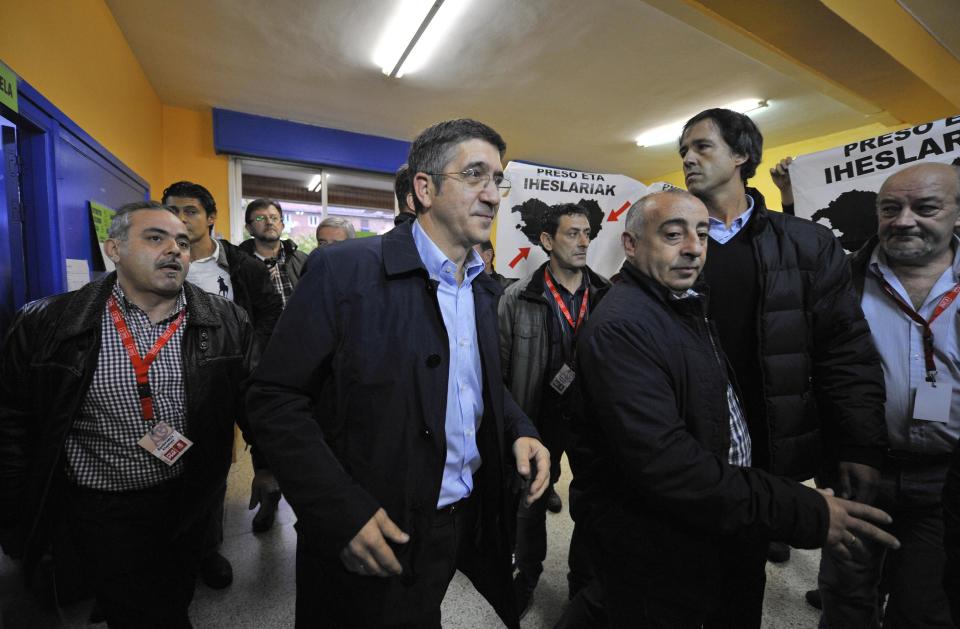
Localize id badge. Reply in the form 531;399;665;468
550;363;576;395
137;420;193;465
913;380;952;423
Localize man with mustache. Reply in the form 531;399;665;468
498;202;610;616
571;190;900;628
678;108;887;627
246;119;550;629
0;202;258;627
818;162;960;628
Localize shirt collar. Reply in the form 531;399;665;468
412;220;485;287
707;194;754;229
192;238;221;264
111;281;187;323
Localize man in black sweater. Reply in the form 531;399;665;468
677;109;887;628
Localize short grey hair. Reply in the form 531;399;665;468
318;216;356;239
624;190;698;235
108;201;178;240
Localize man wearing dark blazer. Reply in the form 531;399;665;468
246;118;550;629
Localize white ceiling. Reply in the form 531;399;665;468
107;0;882;180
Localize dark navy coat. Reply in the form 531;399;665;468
246;220;537;628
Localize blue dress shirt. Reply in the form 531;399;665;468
861;239;960;455
708;194;755;244
412;221;486;508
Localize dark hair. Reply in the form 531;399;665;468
394;164;412;210
478;240;494;252
108;201;178;240
407;119;507;213
681;108;763;182
162;181;217;216
539;203;591;255
245;198;282;224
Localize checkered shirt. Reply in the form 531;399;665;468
261;247;294;307
64;282;189;490
671;289;752;467
726;384;752;467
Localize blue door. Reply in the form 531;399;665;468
0;115;26;337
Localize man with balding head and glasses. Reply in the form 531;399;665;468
247;118;549;629
0;201;257;627
568;190;900;628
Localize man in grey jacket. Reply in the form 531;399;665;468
499;202;610;617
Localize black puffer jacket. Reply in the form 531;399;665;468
0;274;257;576
572;262;829;607
728;189;886;479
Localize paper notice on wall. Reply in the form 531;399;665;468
89;201;116;272
65;258;90;291
495;161;671;280
790;114;960;251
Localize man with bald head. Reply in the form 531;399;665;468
817;162;960;628
569;190;900;628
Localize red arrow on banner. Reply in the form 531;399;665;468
508;247;531;268
607;201;631;222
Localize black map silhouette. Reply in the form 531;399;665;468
811;190;878;252
512;198;605;245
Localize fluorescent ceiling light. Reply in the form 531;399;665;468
373;0;469;78
307;174;322;192
635;99;770;148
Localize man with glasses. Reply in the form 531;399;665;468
237;198;307;534
247;118;549;629
162;181;281;589
240;198;308;309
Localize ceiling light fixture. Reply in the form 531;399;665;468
635;99;770;148
373;0;469;78
307;174;322;192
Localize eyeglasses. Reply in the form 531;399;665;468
251;215;282;224
426;167;512;197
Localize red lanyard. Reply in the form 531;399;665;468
544;268;589;334
877;280;960;382
107;295;186;421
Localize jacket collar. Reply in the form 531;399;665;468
619;261;709;315
238;238;298;258
520;260;609;301
382;219;428;277
55;273;223;340
382;220;503;296
744;186;770;237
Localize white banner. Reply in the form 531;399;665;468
495;161;669;279
791;114;960;250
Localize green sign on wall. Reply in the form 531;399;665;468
0;63;18;114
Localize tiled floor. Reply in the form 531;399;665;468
0;456;822;628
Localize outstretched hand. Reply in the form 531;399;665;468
818;488;899;561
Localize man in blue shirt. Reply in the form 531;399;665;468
246;119;549;629
819;162;960;628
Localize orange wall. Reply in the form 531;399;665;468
0;0;229;229
0;0;164;194
161;106;230;237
